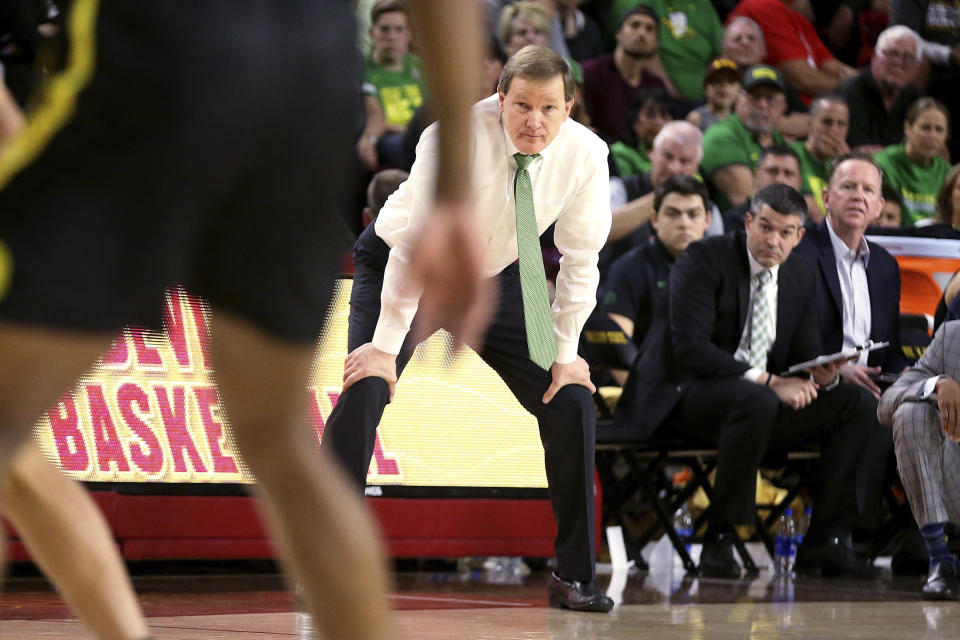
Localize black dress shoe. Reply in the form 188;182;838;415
547;572;613;612
795;535;876;579
699;531;742;579
922;561;958;601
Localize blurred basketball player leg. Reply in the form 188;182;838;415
209;312;390;640
0;69;150;640
0;444;149;640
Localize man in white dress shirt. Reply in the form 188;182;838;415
321;45;614;612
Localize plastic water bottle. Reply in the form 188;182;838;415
796;507;812;548
774;509;796;576
673;502;694;554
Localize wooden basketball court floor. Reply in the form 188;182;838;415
2;563;958;639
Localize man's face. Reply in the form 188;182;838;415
823;159;884;235
498;75;572;155
871;35;919;93
650;137;700;187
723;21;764;68
735;85;786;134
653;193;711;256
754;154;802;191
616;14;658;58
809;100;849;159
745;204;805;268
504;18;548;57
370;11;410;64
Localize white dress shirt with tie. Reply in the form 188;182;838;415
372;94;611;363
735;244;779;382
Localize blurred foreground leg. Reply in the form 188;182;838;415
210;311;390;640
0;444;149;640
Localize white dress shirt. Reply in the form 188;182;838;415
372;94;611;363
826;220;872;365
735;244;779;382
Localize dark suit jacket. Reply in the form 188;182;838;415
615;229;822;436
794;220;909;374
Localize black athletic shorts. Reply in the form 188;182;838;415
0;0;359;343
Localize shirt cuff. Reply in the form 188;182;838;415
918;375;947;400
742;367;766;384
556;340;578;365
822;373;840;391
371;323;406;356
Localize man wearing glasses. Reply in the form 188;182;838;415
701;64;788;212
838;25;923;155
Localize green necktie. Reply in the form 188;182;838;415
514;152;558;370
748;269;773;370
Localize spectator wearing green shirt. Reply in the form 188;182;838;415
610;89;673;179
875;98;952;226
358;0;427;170
609;0;724;102
701;64;787;212
790;95;850;222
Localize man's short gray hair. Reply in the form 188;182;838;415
652;121;704;164
875;25;923;63
724;16;767;60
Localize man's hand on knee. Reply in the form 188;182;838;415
343;343;398;401
542;356;596;404
936;377;960;441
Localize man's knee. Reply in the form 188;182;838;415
733;383;780;431
537;384;595;442
892;401;941;447
540;384;593;419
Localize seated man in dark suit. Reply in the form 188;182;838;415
794;151;913;568
616;183;888;578
601;175;713;384
795;152;909;393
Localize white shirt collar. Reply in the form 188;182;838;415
826;217;870;266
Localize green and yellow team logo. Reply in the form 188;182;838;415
0;238;12;302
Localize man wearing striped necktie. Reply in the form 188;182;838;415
323;45;614;612
616;183;886;579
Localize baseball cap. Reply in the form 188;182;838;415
704;58;740;85
742;64;785;92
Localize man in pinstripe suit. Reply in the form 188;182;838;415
879;320;960;600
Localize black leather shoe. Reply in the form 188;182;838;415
699;531;742;579
922;562;958;601
795;535;876;579
547;572;613;612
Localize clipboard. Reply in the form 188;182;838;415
780;341;889;376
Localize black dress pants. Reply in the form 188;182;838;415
321;225;598;582
674;376;887;540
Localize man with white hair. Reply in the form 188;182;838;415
604;120;722;277
838;25;923;154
